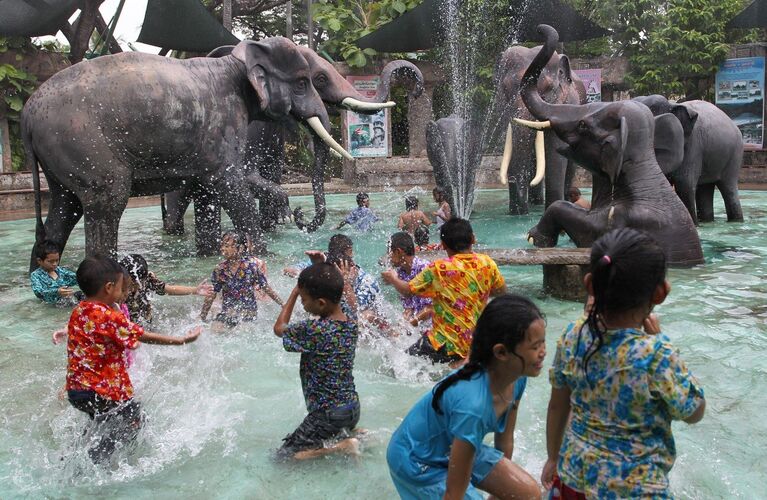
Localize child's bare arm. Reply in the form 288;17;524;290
542;386;571;489
165;280;214;297
200;292;217;320
262;284;284;306
140;326;202;345
274;287;299;336
337;261;358;318
381;269;413;297
410;306;433;326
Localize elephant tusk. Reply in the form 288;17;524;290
499;123;512;185
513;118;551;130
341;97;396;111
307;116;355;161
530;130;545;186
528;236;535;245
329;148;343;159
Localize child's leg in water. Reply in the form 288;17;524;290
281;405;361;460
293;437;361;460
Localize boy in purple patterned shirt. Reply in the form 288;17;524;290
388;232;432;325
274;262;361;460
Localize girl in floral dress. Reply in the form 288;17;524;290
542;228;706;498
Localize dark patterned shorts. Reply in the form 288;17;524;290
280;403;360;455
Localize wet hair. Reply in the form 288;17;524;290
297;263;344;304
327;234;353;263
405;195;418;211
439;218;473;252
390;232;415;256
34;240;61;261
221;231;246;252
356;192;369;206
568;186;581;200
432;294;543;414
77;255;124;297
119;254;148;283
414;224;430;246
433;187;446;201
579;228;667;385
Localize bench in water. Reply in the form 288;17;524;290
419;247;590;302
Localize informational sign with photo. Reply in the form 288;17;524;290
573;68;601;103
716;57;765;149
344;75;390;158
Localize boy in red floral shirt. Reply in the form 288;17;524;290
66;255;201;463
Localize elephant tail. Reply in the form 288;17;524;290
23;121;45;246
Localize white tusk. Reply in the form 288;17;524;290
528;236;535;245
307;116;355;161
341;97;396;111
530;130;545;186
499;123;512;185
513;118;551;130
329;148;342;159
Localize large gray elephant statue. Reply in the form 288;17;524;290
23;37;353;267
426;114;482;218
633;94;744;224
493;44;586;215
516;25;704;267
161;49;424;255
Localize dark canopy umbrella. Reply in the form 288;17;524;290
356;0;609;52
0;0;79;37
726;0;767;29
137;0;239;52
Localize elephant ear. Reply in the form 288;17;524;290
231;41;271;113
600;116;628;185
671;104;699;138
207;45;235;58
653;113;685;174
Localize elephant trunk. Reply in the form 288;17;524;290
341;60;425;112
520;25;560;121
294;140;328;233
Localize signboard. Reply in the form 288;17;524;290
344;75;390;158
574;68;601;103
716;57;765;149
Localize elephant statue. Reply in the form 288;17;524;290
633;95;744;224
23;37;354;267
516;25;704;267
161;48;424;255
493;43;586;215
426;114;483;219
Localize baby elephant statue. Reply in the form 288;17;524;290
633;94;744;224
516;25;704;267
23;36;353;268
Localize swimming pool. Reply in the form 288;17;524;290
0;188;764;498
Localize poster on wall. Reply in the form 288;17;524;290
344;75;389;158
716;56;765;149
573;68;601;102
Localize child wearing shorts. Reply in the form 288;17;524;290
273;262;361;459
65;255;201;463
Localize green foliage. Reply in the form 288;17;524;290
312;0;420;67
0;36;38;171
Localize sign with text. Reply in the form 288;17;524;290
574;68;601;103
344;75;390;158
716;57;765;149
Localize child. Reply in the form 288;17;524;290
542;228;705;498
388;232;431;323
414;224;442;252
120;254;213;325
66;255;201;463
386;294;544;499
200;232;283;329
397;196;432;234
382;218;507;364
336;192;380;231
30;240;81;305
567;186;591;210
432;187;451;228
273;262;361;460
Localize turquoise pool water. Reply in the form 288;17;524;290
0;188;765;498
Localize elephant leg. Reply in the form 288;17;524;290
695;183;716;223
192;185;222;257
716;168;744;222
162;187;194;235
30;182;83;271
673;175;698;225
215;178;265;253
83;194;129;258
508;177;530;215
245;172;290;231
530;183;544;206
528;200;603;248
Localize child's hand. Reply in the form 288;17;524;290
305;250;326;264
381;269;398;284
541;457;557;490
195;280;215;297
58;287;74;298
183;326;203;344
52;329;67;345
643;313;661;335
336;260;358;284
409;317;419;327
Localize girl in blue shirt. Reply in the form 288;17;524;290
387;294;545;499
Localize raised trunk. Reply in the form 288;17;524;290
520;25;560;121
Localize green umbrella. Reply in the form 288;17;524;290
137;0;240;52
356;0;609;52
0;0;79;37
726;0;767;29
